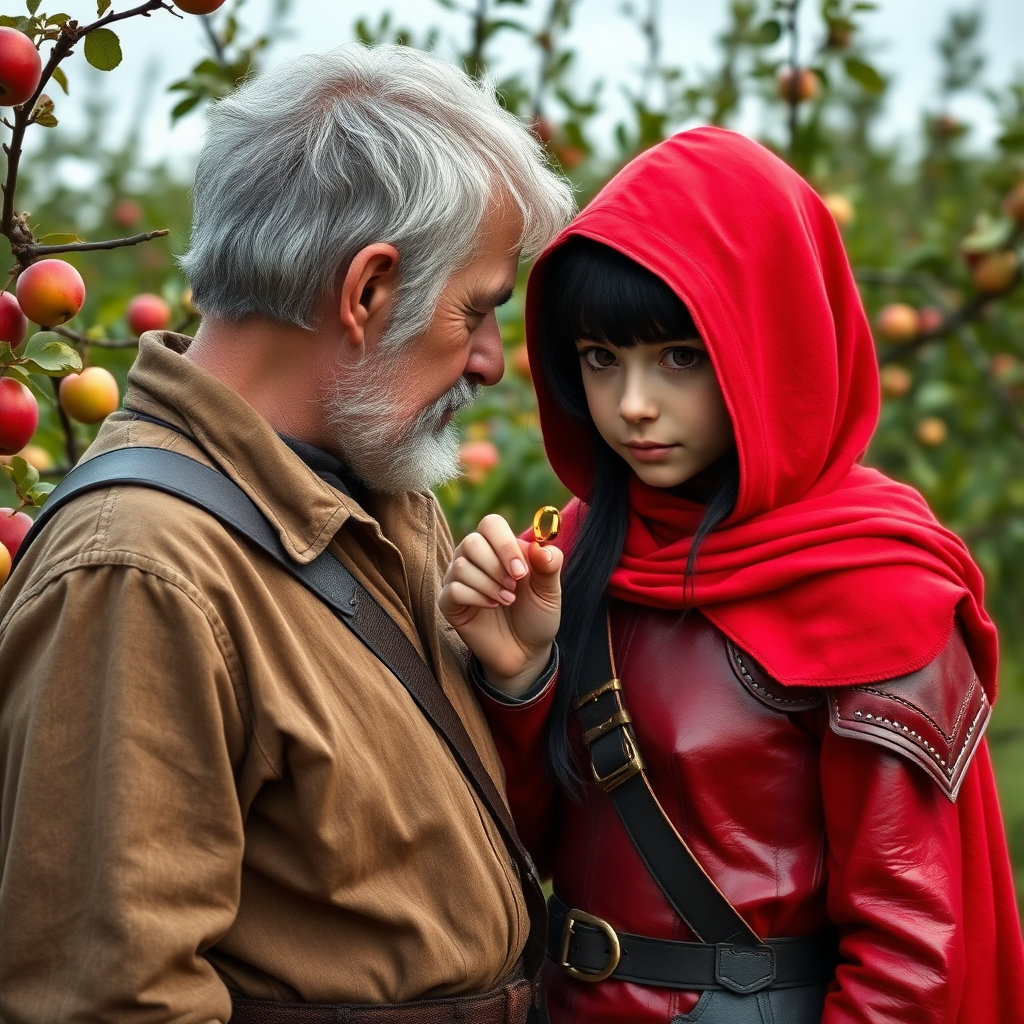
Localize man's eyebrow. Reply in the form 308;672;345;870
476;283;516;309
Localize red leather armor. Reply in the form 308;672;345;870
481;601;991;1023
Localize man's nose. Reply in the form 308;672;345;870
464;312;505;386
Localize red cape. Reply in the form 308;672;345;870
526;127;1024;1020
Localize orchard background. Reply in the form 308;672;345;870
0;0;1023;914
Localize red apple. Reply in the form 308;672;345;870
916;418;948;447
777;67;820;103
0;290;27;344
918;307;944;334
1004;181;1024;225
111;198;143;228
0;27;42;107
59;366;120;424
511;343;531;378
16;259;86;326
879;365;912;398
459;439;499;484
126;293;171;335
971;250;1020;294
0;376;38;454
876;303;920;343
821;193;854;228
0;539;10;585
0;507;32;559
175;0;227;12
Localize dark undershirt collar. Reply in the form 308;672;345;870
279;434;353;498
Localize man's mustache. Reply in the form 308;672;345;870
415;377;481;434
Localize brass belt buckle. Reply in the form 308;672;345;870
560;908;621;983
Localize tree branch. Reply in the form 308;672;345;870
784;0;802;158
52;325;140;349
2;3;176;249
19;228;169;261
50;375;79;467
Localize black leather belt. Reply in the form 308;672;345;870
548;895;837;994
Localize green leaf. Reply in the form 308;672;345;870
2;363;49;401
0;341;16;366
97;0;112;14
28;481;54;505
35;232;83;245
170;93;202;121
961;214;1014;254
19;332;82;376
0;15;25;28
25;0;41;14
753;19;782;44
5;455;39;497
83;28;122;72
51;65;68;94
46;12;69;25
844;56;885;94
33;112;57;127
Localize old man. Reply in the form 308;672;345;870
0;43;572;1023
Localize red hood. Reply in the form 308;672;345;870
525;127;998;696
527;126;878;517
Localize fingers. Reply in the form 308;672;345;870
477;514;530;583
444;554;516;607
439;579;501;614
526;540;563;599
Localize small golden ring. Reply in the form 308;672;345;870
532;505;561;544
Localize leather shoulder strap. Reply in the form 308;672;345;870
574;600;762;947
15;446;548;987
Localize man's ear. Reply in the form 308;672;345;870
339;243;401;350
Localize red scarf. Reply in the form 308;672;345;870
525;127;998;699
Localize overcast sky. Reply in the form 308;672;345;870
42;0;1024;179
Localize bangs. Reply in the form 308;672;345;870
546;236;698;349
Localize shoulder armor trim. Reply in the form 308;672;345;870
828;629;991;802
727;640;825;713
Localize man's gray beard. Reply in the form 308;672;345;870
326;356;480;495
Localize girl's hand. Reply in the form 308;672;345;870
439;513;563;698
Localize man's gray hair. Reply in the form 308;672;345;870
178;43;575;344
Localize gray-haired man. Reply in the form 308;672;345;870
0;44;573;1023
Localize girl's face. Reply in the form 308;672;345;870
575;336;735;489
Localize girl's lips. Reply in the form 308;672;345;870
625;442;679;462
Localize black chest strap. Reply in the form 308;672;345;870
14;445;548;993
572;600;762;949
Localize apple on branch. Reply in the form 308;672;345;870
59;366;120;425
127;293;172;335
0;506;32;560
16;259;86;327
0;291;27;345
0;377;39;455
0;26;42;107
175;0;228;13
876;303;920;343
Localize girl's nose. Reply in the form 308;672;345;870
618;371;659;423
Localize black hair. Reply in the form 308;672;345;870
539;237;739;794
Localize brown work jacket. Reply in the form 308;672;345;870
0;332;528;1023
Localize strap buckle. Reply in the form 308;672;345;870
560;909;621;983
591;727;645;792
571;677;622;711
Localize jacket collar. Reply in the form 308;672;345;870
122;331;373;563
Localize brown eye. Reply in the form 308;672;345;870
664;347;703;370
582;347;617;369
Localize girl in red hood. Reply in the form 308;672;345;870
439;127;1024;1023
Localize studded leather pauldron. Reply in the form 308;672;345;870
727;629;990;802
